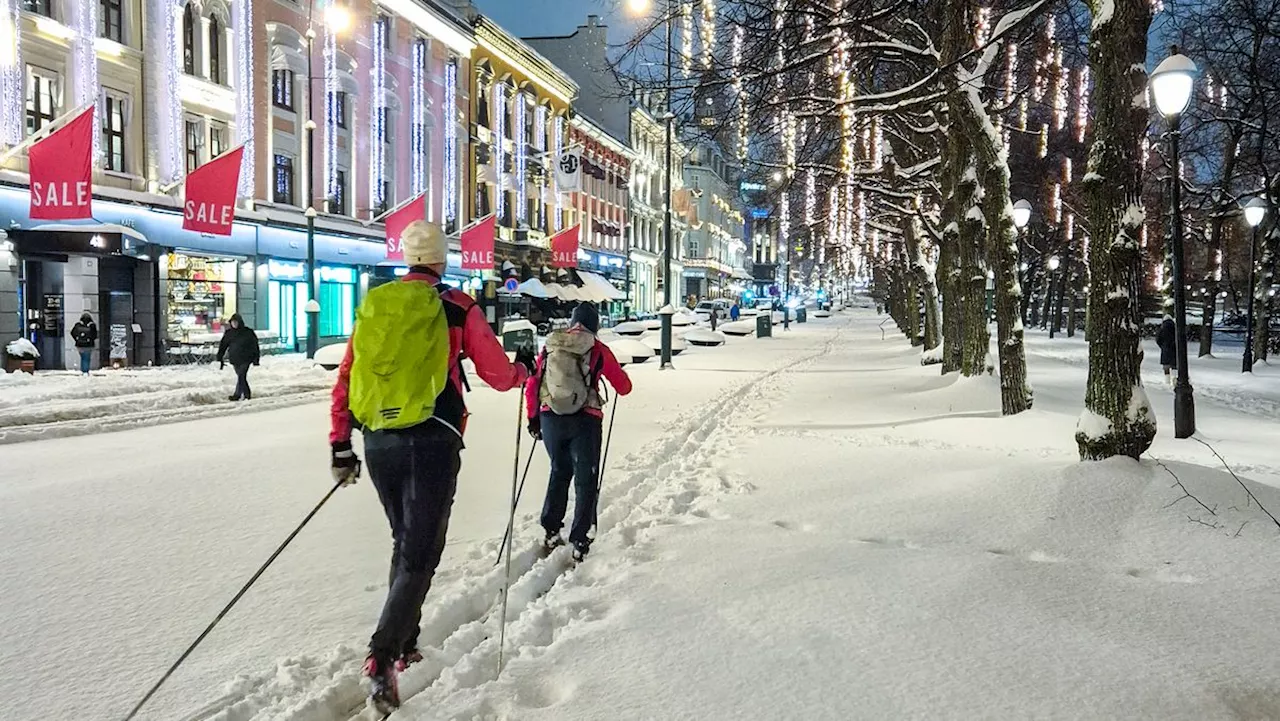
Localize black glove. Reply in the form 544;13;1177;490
514;346;537;376
331;440;361;486
527;416;542;440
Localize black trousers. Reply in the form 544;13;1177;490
363;421;462;657
539;412;603;548
232;363;252;399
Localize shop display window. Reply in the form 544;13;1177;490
165;253;238;343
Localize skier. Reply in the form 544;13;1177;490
216;313;260;401
70;312;97;374
328;220;535;714
1155;314;1177;386
525;303;632;562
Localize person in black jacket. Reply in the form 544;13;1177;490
1155;314;1177;386
70;313;97;374
217;313;260;401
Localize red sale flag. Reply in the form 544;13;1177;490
182;146;245;236
384;193;426;261
29;106;95;220
550;224;580;268
459;215;496;270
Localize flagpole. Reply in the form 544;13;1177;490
361;191;429;226
450;213;496;240
0;102;95;167
159;143;249;195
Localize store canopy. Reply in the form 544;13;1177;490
578;271;625;300
29;222;150;244
516;278;553;299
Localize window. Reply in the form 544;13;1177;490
25;67;57;136
378;181;392;215
183;5;195;75
333;170;348;215
378;14;391;49
208;16;222;84
476;77;489;127
273;154;295;204
103;94;127;172
23;0;51;17
272;70;294;111
209;122;226;158
335;91;347;129
185;120;201;173
100;0;123;44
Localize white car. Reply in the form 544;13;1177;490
694;300;730;321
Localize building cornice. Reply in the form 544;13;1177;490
475;17;577;105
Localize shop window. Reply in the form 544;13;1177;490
209;122;226;158
25;66;57;137
208;15;223;84
335;91;348;129
333;169;348;215
318;268;356;336
164;253;239;343
24;0;50;17
273;154;295;204
182;4;196;75
272;69;294;111
100;0;123;44
103;93;127;173
185;120;201;173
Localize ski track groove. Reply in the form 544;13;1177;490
186;324;844;721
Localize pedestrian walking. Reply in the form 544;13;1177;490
525;303;631;563
1155;314;1177;386
217;314;260;401
729;303;740;322
70;312;97;374
328;220;534;714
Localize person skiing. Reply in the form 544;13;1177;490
525;303;631;563
328;220;535;714
70;312;97;374
216;313;260;401
1155;313;1177;386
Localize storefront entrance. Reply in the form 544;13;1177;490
268;278;308;352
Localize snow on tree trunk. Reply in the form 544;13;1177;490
904;212;941;352
957;161;989;376
1076;0;1157;461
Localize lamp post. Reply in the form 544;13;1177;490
1013;199;1032;325
303;3;350;359
1151;45;1198;438
1047;255;1061;339
1242;196;1266;372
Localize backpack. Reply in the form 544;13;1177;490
348;281;450;431
539;330;600;416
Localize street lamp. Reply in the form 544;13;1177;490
303;3;349;359
1012;199;1032;230
1047;254;1061;339
1013;199;1032;324
1151;45;1198;438
1242;196;1266;373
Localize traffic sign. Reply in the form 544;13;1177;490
504;277;519;292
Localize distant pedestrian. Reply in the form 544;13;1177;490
217;313;260;401
729;303;740;321
526;302;632;563
1155;314;1177;386
70;313;97;374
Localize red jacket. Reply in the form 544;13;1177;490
525;329;632;420
330;272;528;443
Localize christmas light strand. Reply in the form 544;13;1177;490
324;28;338;202
1075;66;1089;143
700;0;716;69
553;113;564;231
514;92;527;223
1004;42;1017;101
444;59;458;223
494;82;507;221
233;0;253;196
0;0;23;146
371;17;387;210
681;2;693;77
151;0;184;183
411;39;426;194
71;0;101;162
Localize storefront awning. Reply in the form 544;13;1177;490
578;270;625;301
29;222;150;244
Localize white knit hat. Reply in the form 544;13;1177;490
401;220;447;267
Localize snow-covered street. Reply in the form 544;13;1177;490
6;310;1280;721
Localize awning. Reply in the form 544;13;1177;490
30;222;149;244
516;278;553;298
578;270;625;300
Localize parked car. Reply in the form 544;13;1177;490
694;299;730;321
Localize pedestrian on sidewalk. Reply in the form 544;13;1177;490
216;314;260;401
70;312;97;374
329;220;535;714
729;302;740;322
1155;314;1177;386
526;303;632;563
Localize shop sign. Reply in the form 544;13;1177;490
42;294;62;333
268;259;306;280
555;147;582;194
319;266;355;283
29;106;95;220
109;324;128;360
460;215;496;270
384;194;427;262
182;146;245;236
550;225;580;268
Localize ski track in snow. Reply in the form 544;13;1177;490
184;326;845;721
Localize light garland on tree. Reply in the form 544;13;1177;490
411;39;426;195
70;0;101;162
783;111;797;177
826;185;838;248
444;59;458;224
1075;66;1089;143
701;0;716;70
233;0;253;196
872;116;883;171
681;2;693;77
1052;49;1067;131
494;81;507;221
0;0;23;147
1019;97;1028;131
1052;183;1062;224
514;92;527;223
371;17;387;211
1004;42;1017;101
1063;157;1072;184
805;170;815;227
1038;123;1048;158
975;7;992;47
324;28;338;203
732;25;747;162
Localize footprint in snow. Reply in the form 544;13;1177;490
1125;568;1198;584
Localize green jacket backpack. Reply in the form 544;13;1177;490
348;280;450;431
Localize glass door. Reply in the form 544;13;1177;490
269;280;298;351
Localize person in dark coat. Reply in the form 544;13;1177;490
729;303;741;321
1155;314;1177;385
69;313;97;374
217;313;260;401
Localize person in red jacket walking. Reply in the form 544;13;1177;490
525;303;631;561
329;220;534;712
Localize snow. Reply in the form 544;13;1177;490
1082;171;1104;183
1076;406;1116;439
682;328;727;347
605;338;654;364
5;337;39;358
640;332;688;354
1121;203;1146;227
9;312;1280;721
611;321;647;336
1092;0;1115;29
719;319;759;336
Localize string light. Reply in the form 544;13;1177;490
553;114;564;231
700;0;716;69
151;0;184;183
805;169;815;227
411;39;426;194
1052;183;1062;224
0;0;23;146
732;25;747;161
1052;49;1067;130
233;0;254;196
494;82;507;221
444;59;458;223
1063;157;1072;184
70;0;101;162
1038;123;1048;158
1075;66;1089;143
975;7;992;47
681;2;693;77
1019;97;1028;131
324;28;338;203
514;92;527;223
783;111;796;176
371;17;387;211
1004;43;1017;100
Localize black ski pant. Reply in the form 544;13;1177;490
232;363;252;400
539;411;603;548
363;421;462;659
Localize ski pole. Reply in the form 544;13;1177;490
121;479;345;721
494;442;539;567
593;395;619;528
498;391;523;676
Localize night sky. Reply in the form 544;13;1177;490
474;0;643;43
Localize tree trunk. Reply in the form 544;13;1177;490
1198;132;1240;358
957;161;990;376
1254;222;1279;364
1077;0;1156;460
905;213;943;353
939;126;966;374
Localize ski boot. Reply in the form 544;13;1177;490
539;530;565;558
363;653;400;715
396;647;423;673
571;542;589;564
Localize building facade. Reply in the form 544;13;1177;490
0;0;473;369
682;136;744;303
567;113;631;315
630;97;689;314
